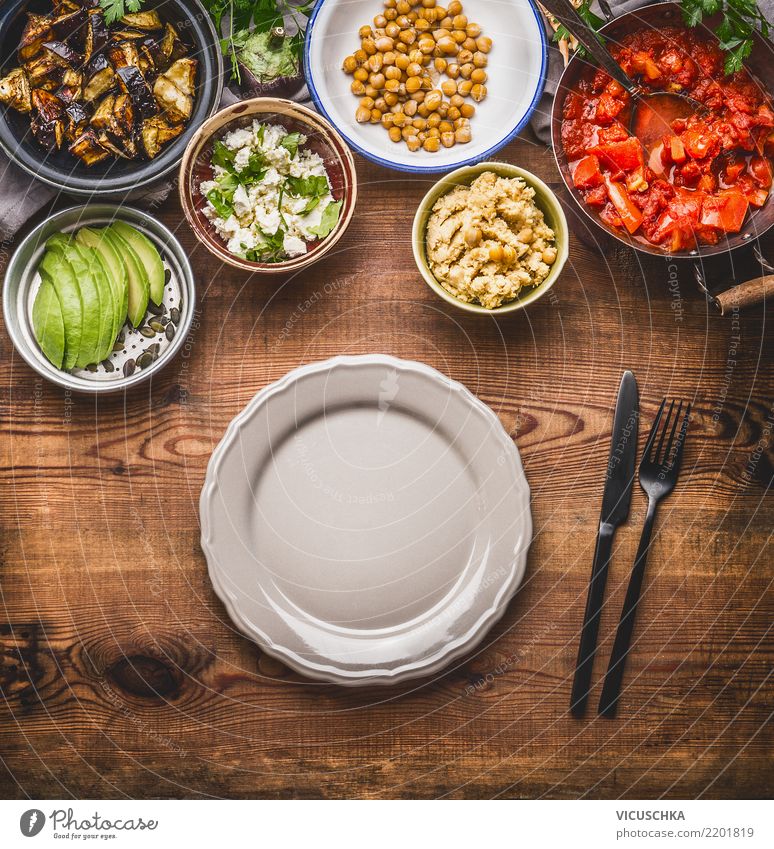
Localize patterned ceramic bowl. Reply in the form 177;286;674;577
178;98;358;274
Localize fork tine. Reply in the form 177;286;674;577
660;400;683;465
654;399;675;463
669;403;692;473
642;398;666;465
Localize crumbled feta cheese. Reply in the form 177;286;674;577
200;120;339;262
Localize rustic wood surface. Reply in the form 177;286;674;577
0;136;772;800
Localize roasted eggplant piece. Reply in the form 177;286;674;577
64;100;89;140
51;8;87;42
69;127;109;164
0;67;32;113
159;24;186;65
84;9;109;59
90;92;115;130
30;88;65;149
120;11;163;31
153;75;191;123
140;115;184;158
43;40;84;68
108;40;140;69
96;132;131;159
110;27;148;41
82;55;116;102
19;15;55;62
24;52;66;90
56;82;81;103
117;65;157;119
111;92;135;136
162;57;196;96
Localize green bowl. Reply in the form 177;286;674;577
411;162;569;315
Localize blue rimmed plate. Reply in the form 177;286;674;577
304;0;548;174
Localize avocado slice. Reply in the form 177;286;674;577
32;273;66;369
111;220;165;306
75;244;118;363
104;228;149;327
51;243;103;368
76;227;129;340
39;249;83;370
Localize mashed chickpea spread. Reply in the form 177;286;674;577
425;171;557;309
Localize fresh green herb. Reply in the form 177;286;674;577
309;201;342;239
206;189;234;219
200;0;315;83
286;174;330;215
551;0;606;59
280;132;302;157
681;0;770;73
246;227;287;263
240;151;268;185
100;0;144;25
212;139;236;171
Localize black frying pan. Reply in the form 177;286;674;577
549;1;774;310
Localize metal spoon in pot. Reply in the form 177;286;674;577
539;0;703;153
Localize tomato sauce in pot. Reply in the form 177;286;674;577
560;27;774;252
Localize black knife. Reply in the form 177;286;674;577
570;371;639;717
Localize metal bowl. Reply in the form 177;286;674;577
0;0;224;198
3;204;195;393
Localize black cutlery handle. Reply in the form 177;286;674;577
598;500;658;718
570;522;615;717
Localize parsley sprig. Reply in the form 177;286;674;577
99;0;144;25
681;0;770;73
551;0;606;59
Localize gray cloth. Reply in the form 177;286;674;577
529;0;774;144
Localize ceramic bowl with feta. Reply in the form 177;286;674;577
179;99;357;274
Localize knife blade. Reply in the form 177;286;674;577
570;370;639;717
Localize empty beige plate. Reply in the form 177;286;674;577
200;355;531;685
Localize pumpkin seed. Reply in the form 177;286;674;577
85;363;98;373
137;351;153;369
112;341;125;352
139;326;155;338
164;268;172;285
102;359;115;373
165;323;175;342
169;307;180;325
160;315;170;325
123;359;136;377
149;320;165;333
147;343;160;356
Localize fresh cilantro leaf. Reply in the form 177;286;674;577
100;0;143;25
280;132;302;157
309;201;342;239
240;151;267;185
212;139;236;171
207;189;234;218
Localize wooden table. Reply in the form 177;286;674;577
1;137;772;800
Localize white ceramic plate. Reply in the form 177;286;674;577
200;355;531;685
304;0;548;173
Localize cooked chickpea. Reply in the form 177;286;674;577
464;226;481;246
439;119;453;133
425;89;443;110
396;0;410;13
417;102;429;117
441;131;455;147
399;28;417;45
392;111;407;126
470;68;487;84
404;99;418;116
441;79;457;97
517;227;533;243
368;53;383;72
360;96;375;108
384;0;396;7
382;111;394;128
395;53;410;70
489;244;503;262
382;50;396;65
356;105;371;123
447;105;460;120
457;48;473;64
452;30;467;44
436;4;447;17
351;79;366;95
405;75;422;93
369;72;386;89
354;48;368;63
472;51;488;68
385;7;397;19
343;55;358;73
470;83;486;101
373;14;387;27
359;25;373;39
448;0;462;15
455;124;471;143
354;67;368;82
422;0;436;7
449;93;464;108
434;57;447;73
423;136;440;151
406;135;421;151
388;125;402;142
446;62;460;79
475;35;492;52
457;79;472;96
462;37;477;52
459;63;473;78
385;65;402;80
362;37;377;55
466;22;481;37
543;247;557;265
365;85;378;98
385;21;400;38
460;102;475;118
375;36;394;52
427;112;441;128
502;245;516;264
415;17;431;31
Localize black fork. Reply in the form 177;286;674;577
598;399;692;718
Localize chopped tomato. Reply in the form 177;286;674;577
572;155;604;189
724;155;745;183
750;155;773;188
670;136;686;163
591;137;645;173
604;178;644;234
595;93;626;125
680;128;719;160
700;192;748;233
584;185;608;208
597;123;630;144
